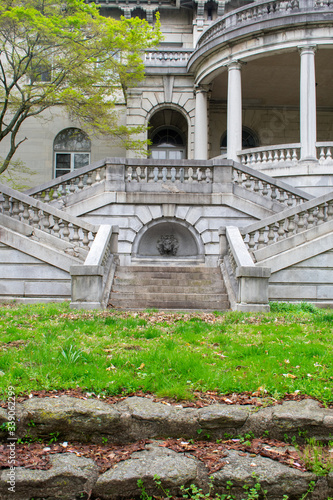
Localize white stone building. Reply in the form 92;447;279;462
0;0;333;310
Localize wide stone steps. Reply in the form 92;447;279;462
109;265;230;310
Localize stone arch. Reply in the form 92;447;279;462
148;106;190;159
132;218;205;260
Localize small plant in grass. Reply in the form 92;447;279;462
300;438;333;476
60;344;86;364
48;431;60;444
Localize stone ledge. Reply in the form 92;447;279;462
0;442;332;500
1;396;332;445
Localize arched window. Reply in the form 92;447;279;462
150;127;186;160
53;128;91;178
220;127;259;154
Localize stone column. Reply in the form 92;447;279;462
227;61;242;162
194;85;209;160
299;45;317;161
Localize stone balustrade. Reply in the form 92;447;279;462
239;144;301;167
0;184;98;250
196;0;333;49
126;164;213;183
25;159;107;206
232;162;311;207
145;50;193;66
317;142;333;163
241;191;333;252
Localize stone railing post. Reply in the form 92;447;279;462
218;227;228;259
212;162;234;192
223;226;271;312
110;225;119;254
105;160;126;191
236;266;271;311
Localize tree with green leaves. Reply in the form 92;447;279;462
0;0;161;174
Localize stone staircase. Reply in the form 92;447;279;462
109;265;230;310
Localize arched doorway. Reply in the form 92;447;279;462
149;109;188;160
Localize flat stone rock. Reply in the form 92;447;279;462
116;396;199;439
211;449;325;499
197;404;249;430
19;396;123;443
272;400;324;436
94;442;204;499
0;453;98;500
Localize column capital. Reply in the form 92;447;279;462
194;84;211;95
298;44;317;55
227;59;244;71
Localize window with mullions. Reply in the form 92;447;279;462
150;128;186;160
53;128;91;178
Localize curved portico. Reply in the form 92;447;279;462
188;0;333;178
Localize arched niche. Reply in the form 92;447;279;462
148;109;188;160
132;219;204;260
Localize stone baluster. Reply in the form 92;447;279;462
21;202;30;224
327;200;333;219
292;149;298;161
44;189;51;203
307;208;315;227
171;167;176;182
72;225;80;244
82;229;90;247
317;204;326;224
253;178;260;193
257;228;266;248
327;148;332;162
280;149;285;162
267;224;276;244
70;179;76;193
31;206;40;227
12;199;20;220
278;189;286;204
179;168;185;183
270;186;277;200
40;211;50;233
262;182;268;197
286;149;291;161
297;212;306;232
206;168;212;183
78;175;84;190
188;167;193;182
273;151;279;163
62;220;70;241
262;151;268;164
287;193;294;207
162;167;167;182
86;172;93;187
268;151;273;163
245;174;252;190
277;219;286;240
247;231;256;250
2;194;10;214
287;216;295;234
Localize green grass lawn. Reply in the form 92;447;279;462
0;302;332;403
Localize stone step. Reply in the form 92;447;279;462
112;284;226;293
109;265;230;311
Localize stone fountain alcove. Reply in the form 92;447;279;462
132;219;205;263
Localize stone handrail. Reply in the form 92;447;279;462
231;162;312;207
241;190;333;252
196;0;332;49
145;50;193;66
222;226;271;311
25;158;107;204
70;225;119;310
239;143;301;167
0;183;98;249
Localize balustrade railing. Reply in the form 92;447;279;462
241;191;333;252
232;162;311;207
0;184;98;252
126;164;213;183
145;50;193;66
26;160;107;205
239;144;301;167
316;142;333;163
197;0;332;49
